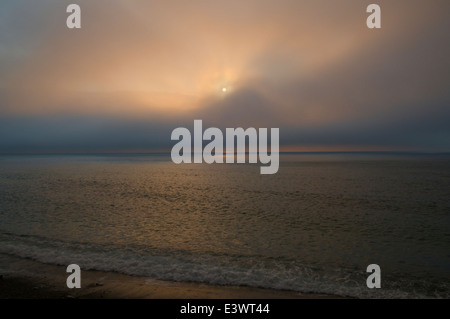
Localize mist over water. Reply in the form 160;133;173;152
0;153;449;298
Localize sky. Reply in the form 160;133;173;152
0;0;449;153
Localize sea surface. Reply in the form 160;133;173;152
0;153;449;298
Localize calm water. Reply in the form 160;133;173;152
0;154;449;298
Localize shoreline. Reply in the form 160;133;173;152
0;254;347;299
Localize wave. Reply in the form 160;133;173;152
0;232;444;299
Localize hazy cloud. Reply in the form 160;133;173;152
0;0;449;152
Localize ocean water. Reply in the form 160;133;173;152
0;153;449;298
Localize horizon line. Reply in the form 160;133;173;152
1;150;450;156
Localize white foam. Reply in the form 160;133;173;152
0;232;442;299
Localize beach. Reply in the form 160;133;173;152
0;253;342;299
1;0;449;302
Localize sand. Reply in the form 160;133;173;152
0;253;345;299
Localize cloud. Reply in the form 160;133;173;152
0;0;449;152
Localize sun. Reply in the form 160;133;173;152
222;87;227;93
